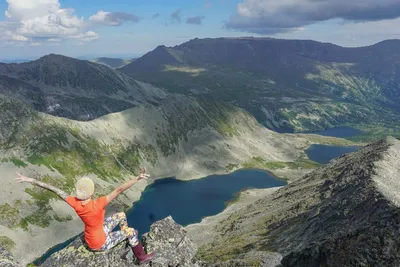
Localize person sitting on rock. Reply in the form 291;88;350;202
15;168;155;265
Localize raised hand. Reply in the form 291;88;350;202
15;172;34;183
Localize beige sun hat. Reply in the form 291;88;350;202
75;177;95;200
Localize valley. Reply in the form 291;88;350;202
0;88;354;265
0;37;398;267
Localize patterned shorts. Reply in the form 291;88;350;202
94;212;139;251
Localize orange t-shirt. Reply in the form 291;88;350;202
66;196;108;250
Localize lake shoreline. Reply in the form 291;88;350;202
29;129;362;266
33;168;288;266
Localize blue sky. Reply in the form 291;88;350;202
1;0;400;60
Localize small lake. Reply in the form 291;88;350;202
34;169;286;265
305;126;363;138
126;169;286;235
34;125;364;265
306;144;362;164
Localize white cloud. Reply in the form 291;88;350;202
89;11;109;24
2;30;28;41
227;0;400;34
47;38;62;42
4;0;86;41
275;17;400;47
1;0;120;44
71;31;99;41
89;10;140;26
30;42;41;46
5;0;60;20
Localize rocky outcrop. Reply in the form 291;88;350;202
189;137;400;266
41;216;202;267
0;246;20;267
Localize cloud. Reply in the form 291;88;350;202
71;31;99;41
226;0;400;34
186;16;205;25
30;42;41;46
2;30;28;41
152;13;160;19
47;38;62;42
89;11;140;26
171;9;181;23
1;0;135;45
312;17;400;47
4;0;85;40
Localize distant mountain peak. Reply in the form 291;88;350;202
39;53;73;60
118;44;183;73
34;54;83;65
0;53;167;121
370;39;400;48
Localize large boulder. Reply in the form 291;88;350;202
42;216;202;267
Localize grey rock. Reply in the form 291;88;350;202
42;216;200;267
0;246;20;267
142;216;197;267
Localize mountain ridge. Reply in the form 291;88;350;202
0;54;167;121
91;57;135;69
119;37;400;134
187;137;400;266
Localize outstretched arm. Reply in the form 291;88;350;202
16;173;68;201
106;168;150;204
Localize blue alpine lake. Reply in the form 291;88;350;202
126;169;286;235
306;144;362;164
303;126;363;164
305;126;364;138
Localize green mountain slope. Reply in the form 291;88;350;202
119;38;400;133
0;54;166;121
0;93;352;265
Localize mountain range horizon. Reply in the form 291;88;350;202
2;36;400;63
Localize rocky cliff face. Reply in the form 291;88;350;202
188;137;400;266
41;216;201;267
0;246;20;267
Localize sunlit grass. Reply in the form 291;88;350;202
163;65;206;76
